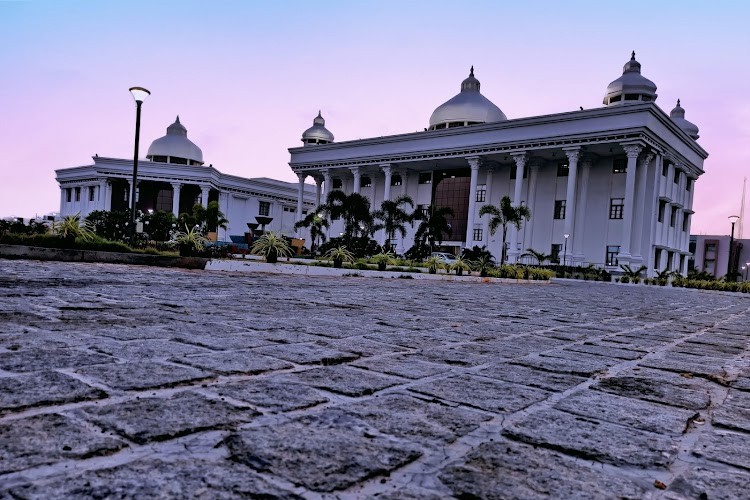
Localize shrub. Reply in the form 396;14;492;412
251;232;293;263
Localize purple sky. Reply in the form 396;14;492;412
1;0;748;235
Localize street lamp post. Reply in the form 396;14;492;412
128;86;150;245
727;215;740;281
563;233;570;270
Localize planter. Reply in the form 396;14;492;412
179;244;193;257
333;258;343;269
377;262;387;271
429;268;437;274
456;269;463;276
266;252;278;264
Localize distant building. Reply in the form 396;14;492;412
56;117;315;242
690;235;749;279
289;54;708;277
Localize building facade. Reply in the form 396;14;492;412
56;117;315;242
289;54;708;276
690;235;749;279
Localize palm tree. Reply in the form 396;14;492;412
521;248;551;266
320;191;373;241
414;206;454;254
294;208;330;253
372;195;414;251
205;201;229;233
479;196;531;265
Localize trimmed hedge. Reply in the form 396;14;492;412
672;278;750;293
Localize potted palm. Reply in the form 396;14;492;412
371;251;396;271
324;246;355;268
449;255;472;276
424;256;443;274
52;214;96;245
472;254;496;277
174;224;209;256
251;232;292;263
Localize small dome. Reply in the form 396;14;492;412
147;116;204;165
670;99;700;140
301;111;334;146
429;66;507;130
603;52;658;106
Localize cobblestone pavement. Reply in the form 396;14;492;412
1;260;749;499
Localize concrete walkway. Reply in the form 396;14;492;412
0;259;748;498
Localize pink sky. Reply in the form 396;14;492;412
1;0;748;235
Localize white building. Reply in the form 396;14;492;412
289;54;708;276
690;235;749;279
56;117;315;242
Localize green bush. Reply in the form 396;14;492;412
405;267;423;273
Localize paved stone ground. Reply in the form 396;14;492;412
0;260;749;499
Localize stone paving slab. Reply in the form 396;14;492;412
0;371;106;414
78;391;259;444
1;260;749;497
74;360;213;391
224;409;423;492
0;413;126;474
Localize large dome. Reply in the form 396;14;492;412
670;99;700;140
301;111;334;146
603;52;658;106
147;116;204;165
428;67;507;130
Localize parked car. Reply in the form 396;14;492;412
431;252;457;264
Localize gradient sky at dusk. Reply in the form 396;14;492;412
1;0;748;235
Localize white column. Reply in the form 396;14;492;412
171;182;182;217
508;152;528;261
524;163;540;253
646;153;662;277
98;180;106;210
562;147;580;238
572;158;592;263
104;180;112;211
59;187;67;216
350;167;361;194
632;153;654;263
315;176;323;207
296;173;307;224
482;167;494;246
465;157;481;245
401;170;409;197
322;169;332;200
200;185;211;208
618;144;643;263
382;164;392;202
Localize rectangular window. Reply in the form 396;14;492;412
686;178;692;192
418;172;432;184
654;248;662;268
667;251;674;270
606;245;620;266
557;162;569;177
66;188;72;202
258;201;270;216
670;206;677;227
391;175;402;186
74;187;81;202
609;198;624;219
682;212;689;232
550;244;562;262
612;157;627;173
413;204;429;220
658;200;666;222
673;170;681;185
475;184;486;202
88;186;96;202
473;228;483;241
662;163;669;177
679;255;685;272
553;200;566;219
332;178;342;189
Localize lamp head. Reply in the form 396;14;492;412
129;86;151;103
728;215;740;224
563;233;570;239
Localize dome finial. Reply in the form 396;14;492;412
470;65;474;77
631;51;636;60
176;115;180;123
677;98;680;106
